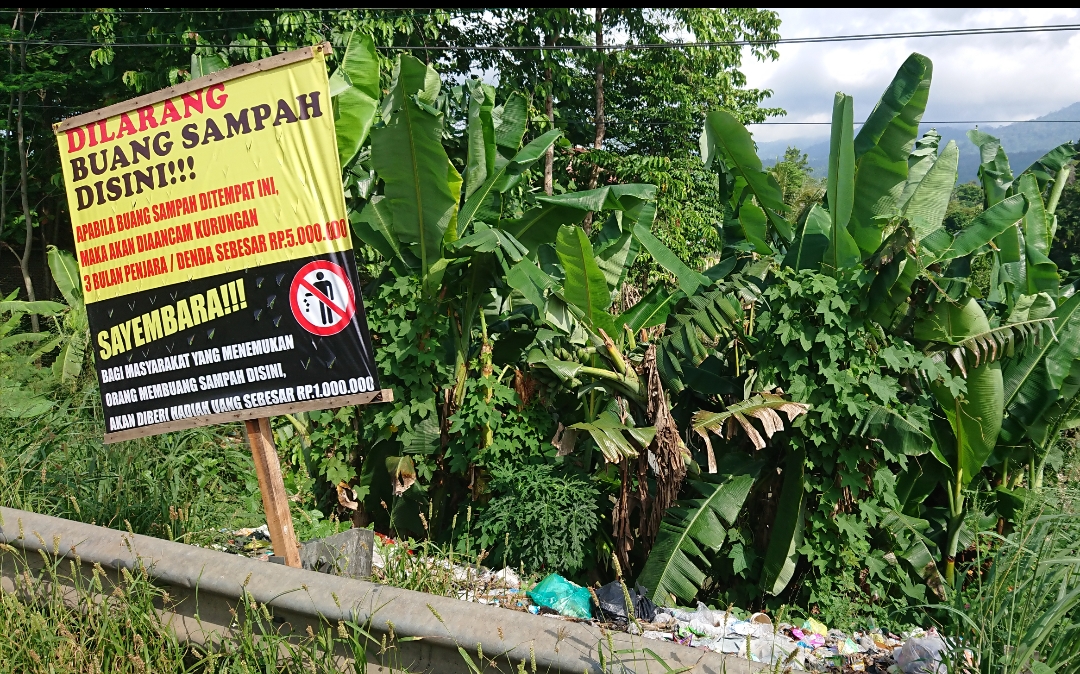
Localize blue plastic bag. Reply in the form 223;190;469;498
527;573;592;619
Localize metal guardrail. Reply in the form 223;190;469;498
0;507;761;673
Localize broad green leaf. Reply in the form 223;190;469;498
0;332;49;349
459;129;562;232
61;330;88;384
881;509;947;598
1001;292;1080;443
734;202;772;254
506;258;555;308
618;286;682;332
190;53;227;79
571;412;655;463
351;196;412;268
47;246;82;307
531;356;583;382
898;129;941;209
632;222;709;296
638;455;762;605
1018;173;1059;296
0;300;66;315
921;299;1004;484
448;222;528;261
928;194;1028;262
556;226;611;329
1020;141;1079;193
904;140;958;241
915;296;994;344
464;79;496;199
595;229;640;296
855;404;936;457
783;203;831;270
335;89;378;167
445;160;463;244
331;32;379;168
824;93;861;270
849;53;932;256
492;92;527;150
537;183;657;212
700;110;789;236
337;31;380;99
761;447;806;595
370;56;456;289
968;129;1014;207
500;203;581;254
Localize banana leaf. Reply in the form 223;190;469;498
760;446;806;595
637;453;762;605
1017;173;1059;296
492;92;527;149
464;79;496;199
460;129;562;231
783;203;831;271
927;194;1028;263
570;412;655;463
849;53;932;256
904;140;958;241
370;56;457;291
330;32;380;169
898;129;940;209
556;225;614;333
618;286;682;332
824;93;861;270
968;129;1015;210
1000;292;1080;443
351;196;414;270
631;222;709;296
501;203;581;255
1020;142;1079;192
47;246;83;307
700;110;790;240
505;258;555;309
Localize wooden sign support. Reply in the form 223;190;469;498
244;417;302;568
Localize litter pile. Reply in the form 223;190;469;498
226;530;950;673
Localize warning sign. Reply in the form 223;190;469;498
54;43;384;443
290;260;355;336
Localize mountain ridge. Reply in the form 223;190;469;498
756;101;1080;183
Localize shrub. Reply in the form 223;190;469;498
476;464;599;574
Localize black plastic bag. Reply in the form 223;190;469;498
592;581;657;623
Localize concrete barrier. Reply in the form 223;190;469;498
0;507;761;673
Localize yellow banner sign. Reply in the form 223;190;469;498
55;46;351;304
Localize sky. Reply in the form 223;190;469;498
740;8;1080;143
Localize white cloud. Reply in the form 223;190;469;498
742;8;1080;142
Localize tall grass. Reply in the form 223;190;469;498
0;541;390;673
935;489;1080;673
0;392;263;547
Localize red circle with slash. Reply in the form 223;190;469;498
289;260;356;336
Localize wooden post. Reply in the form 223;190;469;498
244;417;301;568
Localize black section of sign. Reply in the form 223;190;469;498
88;251;379;434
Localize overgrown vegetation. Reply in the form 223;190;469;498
4;9;1080;669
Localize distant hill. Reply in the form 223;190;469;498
756;102;1080;184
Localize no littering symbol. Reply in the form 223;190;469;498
289;260;356;336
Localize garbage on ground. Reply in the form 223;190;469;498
218;529;934;672
299;528;374;578
527;573;593;620
212;524;275;558
592;580;657;623
896;634;947;674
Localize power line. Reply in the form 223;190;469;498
748;120;1080;125
3;22;1080;50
